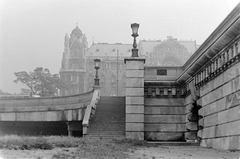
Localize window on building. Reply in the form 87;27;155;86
111;75;116;83
72;63;79;69
72;75;77;83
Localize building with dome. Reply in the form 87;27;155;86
139;36;199;66
60;27;199;96
59;26;88;96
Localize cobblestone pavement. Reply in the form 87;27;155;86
127;146;240;159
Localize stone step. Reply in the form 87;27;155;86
87;133;125;136
86;136;125;140
88;131;125;134
88;132;125;136
89;128;125;132
146;141;200;146
87;96;125;139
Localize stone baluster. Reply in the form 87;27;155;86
156;88;160;96
233;43;237;57
238;41;240;54
228;48;231;63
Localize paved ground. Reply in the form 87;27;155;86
0;146;239;159
128;146;240;159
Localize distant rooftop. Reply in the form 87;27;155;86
86;43;132;58
139;36;198;56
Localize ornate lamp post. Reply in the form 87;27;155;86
131;23;140;57
94;59;100;86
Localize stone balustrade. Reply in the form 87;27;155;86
82;89;100;136
0;90;94;122
144;85;184;97
195;40;240;88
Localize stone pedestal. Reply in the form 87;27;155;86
124;57;145;140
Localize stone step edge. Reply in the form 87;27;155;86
146;141;200;146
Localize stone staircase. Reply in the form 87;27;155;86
86;96;125;139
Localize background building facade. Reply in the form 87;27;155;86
59;26;88;95
60;27;199;96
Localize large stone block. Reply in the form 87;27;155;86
126;60;144;70
31;112;47;121
126;114;144;122
185;103;193;114
201;126;216;139
126;78;144;87
185;131;197;140
197;129;203;138
223;62;240;83
145;132;184;141
229;135;240;150
126;105;144;114
126;132;144;140
184;94;192;105
186;112;198;121
200;81;214;97
201;93;210;106
186;122;198;131
126;123;144;131
0;113;15;121
231;76;240;92
204;113;218;127
126;97;144;105
213;73;224;90
126;70;144;78
126;88;144;96
226;91;240;109
78;109;83;120
46;111;58;121
226;120;240;136
145;123;185;132
145;98;183;106
144;115;185;123
211;87;223;104
145;106;185;115
212;138;228;150
223;81;232;97
217;106;240;125
67;110;72;121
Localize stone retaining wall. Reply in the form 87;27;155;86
198;62;240;150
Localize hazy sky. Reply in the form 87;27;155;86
0;0;239;94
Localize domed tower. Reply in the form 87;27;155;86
60;25;88;96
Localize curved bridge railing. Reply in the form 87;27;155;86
0;90;94;122
82;89;100;137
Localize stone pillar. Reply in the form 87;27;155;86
66;122;72;136
124;57;145;140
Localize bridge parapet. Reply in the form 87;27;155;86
82;89;100;136
0;90;94;122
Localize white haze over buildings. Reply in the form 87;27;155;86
0;0;239;94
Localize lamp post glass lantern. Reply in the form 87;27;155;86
131;23;139;57
94;59;100;86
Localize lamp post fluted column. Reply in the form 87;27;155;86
124;23;145;140
93;59;101;89
131;23;139;57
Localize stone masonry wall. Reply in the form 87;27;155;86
125;58;145;140
198;62;240;150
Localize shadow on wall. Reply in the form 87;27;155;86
0;121;82;137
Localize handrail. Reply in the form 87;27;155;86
82;89;100;136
